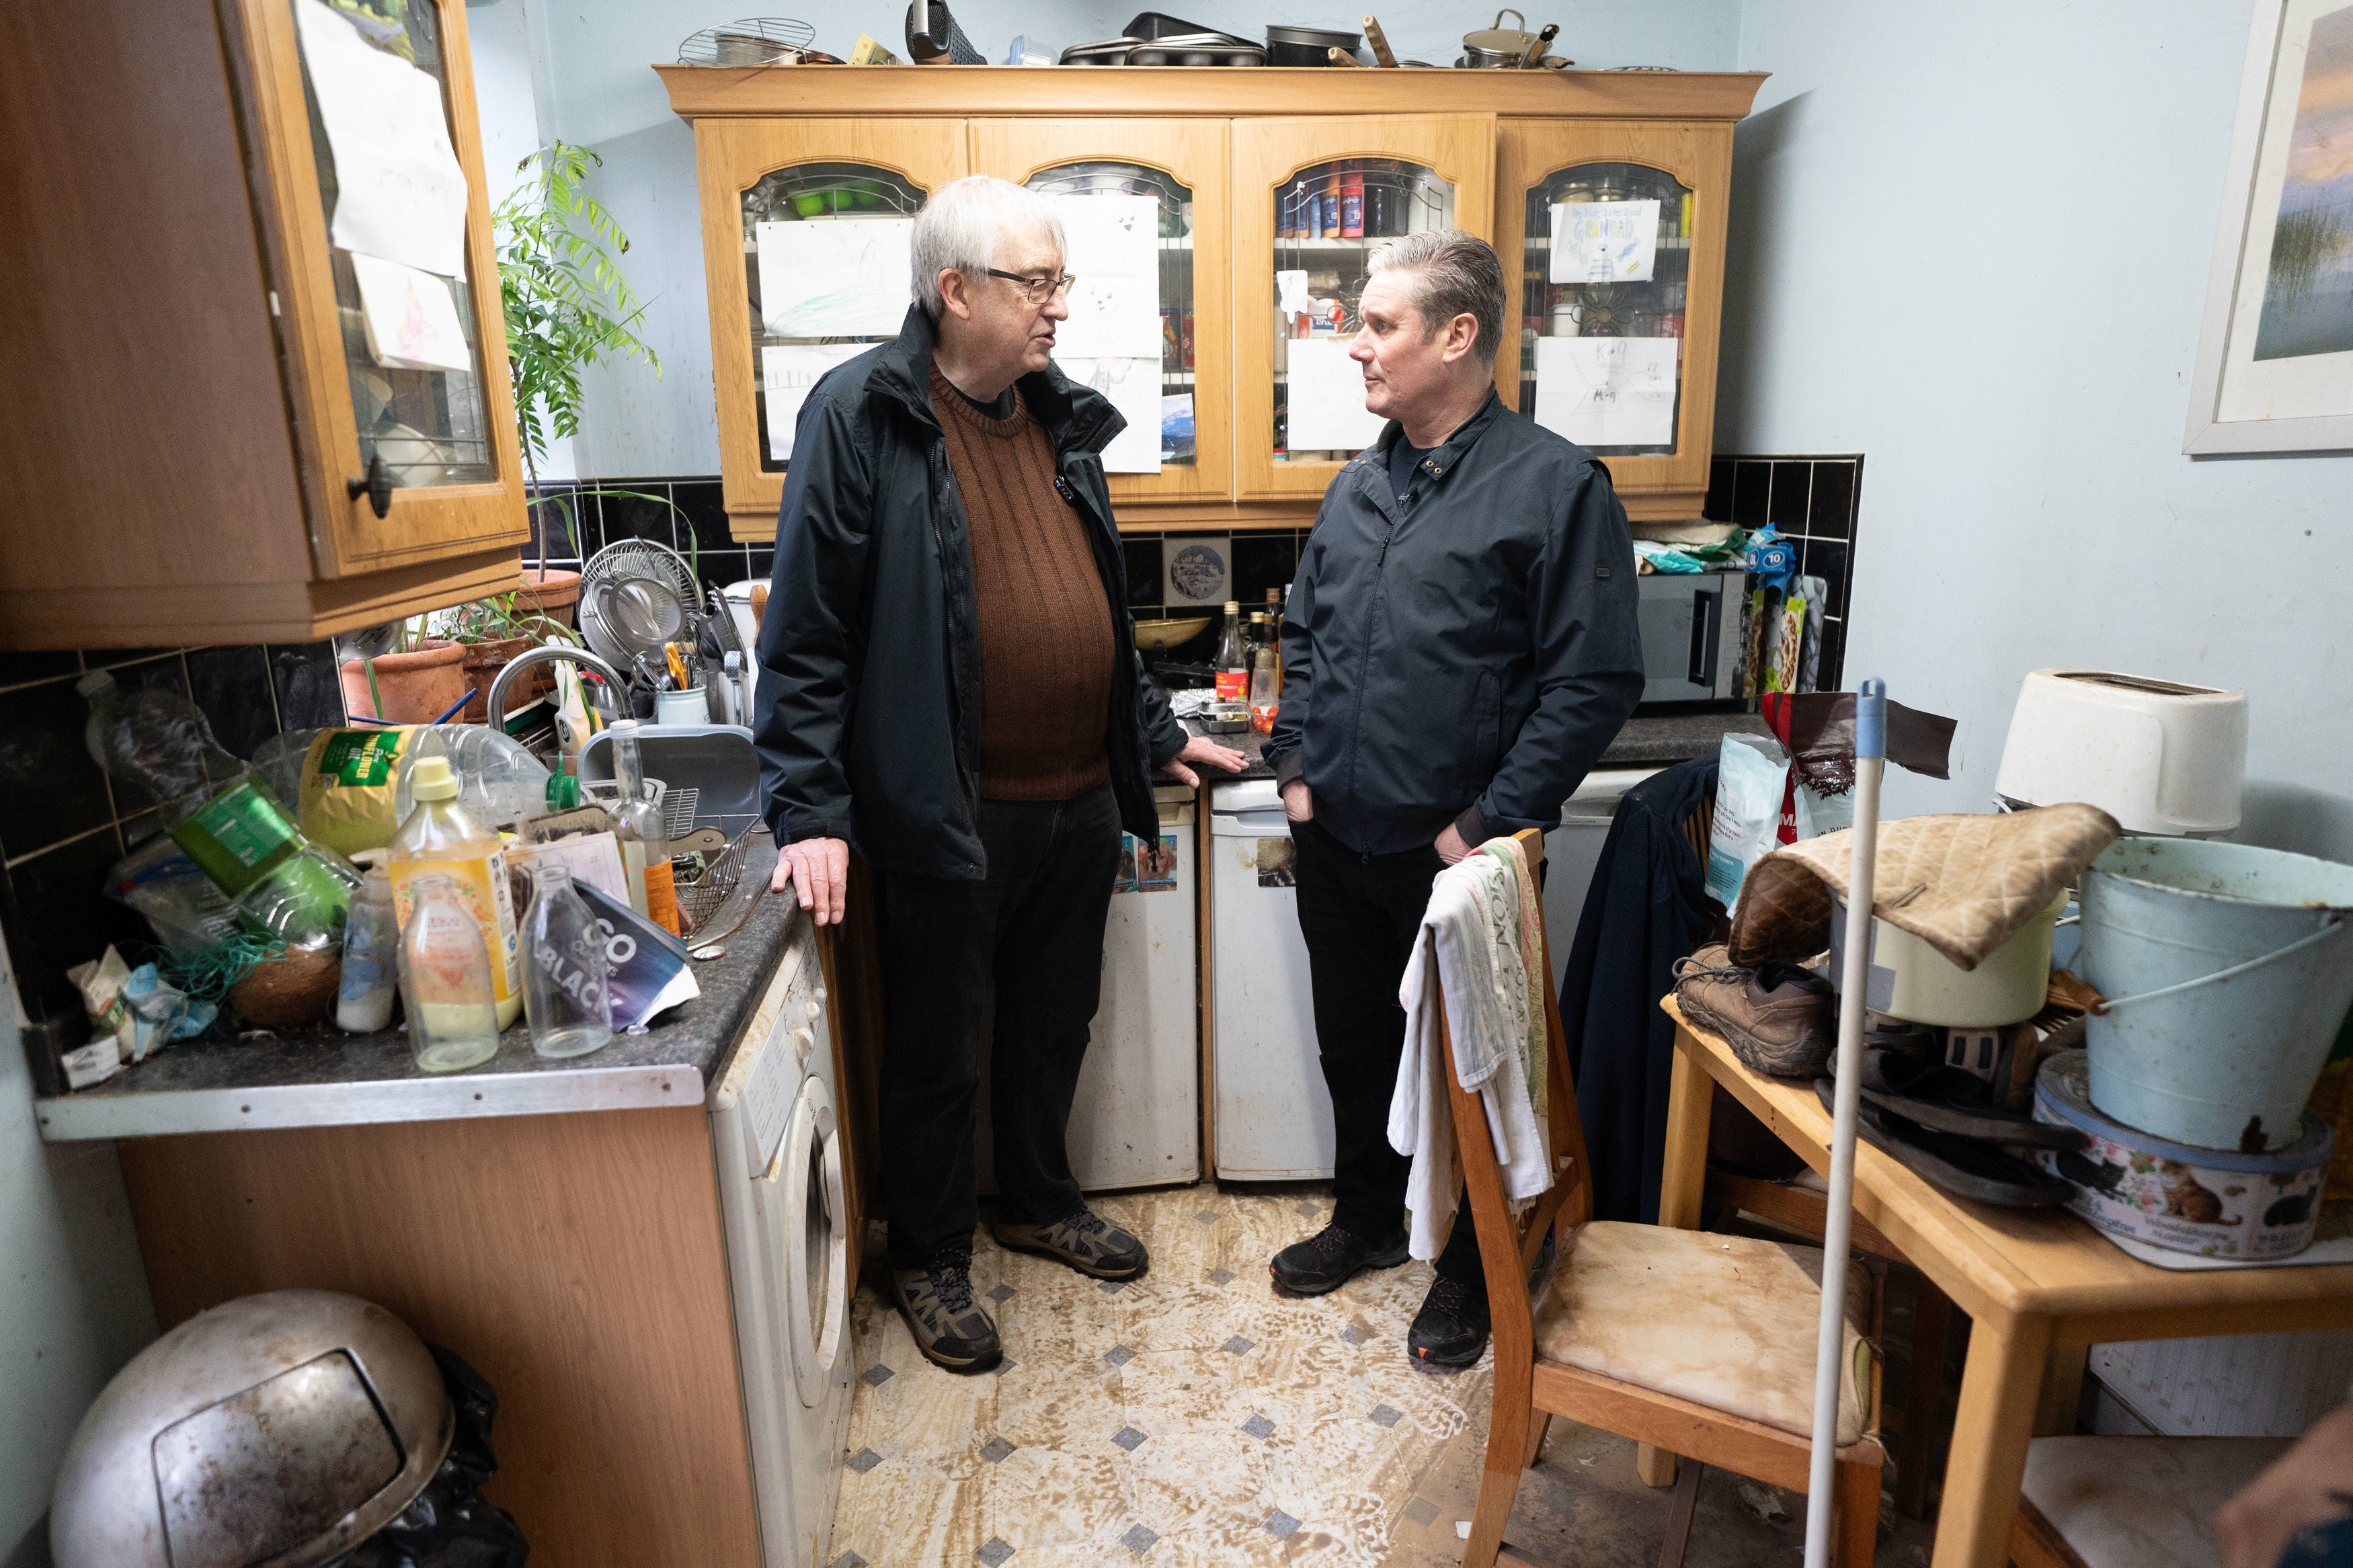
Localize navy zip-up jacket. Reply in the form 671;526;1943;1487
1263;389;1644;855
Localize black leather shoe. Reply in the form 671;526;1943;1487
1408;1275;1491;1368
1269;1222;1409;1295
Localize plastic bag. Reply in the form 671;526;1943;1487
329;1345;529;1568
1706;733;1786;909
106;833;239;958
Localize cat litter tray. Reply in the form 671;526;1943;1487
2033;1051;2330;1262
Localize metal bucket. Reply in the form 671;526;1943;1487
2079;837;2353;1151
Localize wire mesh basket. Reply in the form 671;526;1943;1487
674;823;762;934
678;18;814;65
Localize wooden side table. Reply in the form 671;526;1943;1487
1656;999;2353;1568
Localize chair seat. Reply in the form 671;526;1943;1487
1533;1221;1874;1446
2022;1436;2290;1568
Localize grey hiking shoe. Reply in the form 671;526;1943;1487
991;1208;1148;1280
891;1251;1001;1372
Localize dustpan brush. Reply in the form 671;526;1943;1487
1804;677;1886;1568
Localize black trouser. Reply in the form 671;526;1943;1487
1291;815;1485;1288
876;783;1123;1270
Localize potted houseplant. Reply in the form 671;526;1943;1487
340;619;468;724
493;142;687;610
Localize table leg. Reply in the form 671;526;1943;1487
1641;1027;1720;1487
2035;1343;2088;1436
1930;1311;2052;1568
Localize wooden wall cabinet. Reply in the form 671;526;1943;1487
0;0;530;648
659;67;1765;537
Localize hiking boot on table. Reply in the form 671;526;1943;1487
1408;1274;1492;1368
1674;942;1835;1078
1269;1221;1409;1296
891;1249;1001;1372
992;1207;1148;1280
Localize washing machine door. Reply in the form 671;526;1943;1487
779;1075;849;1409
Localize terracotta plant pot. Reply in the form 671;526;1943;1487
340;641;468;724
518;568;582;628
455;634;556;725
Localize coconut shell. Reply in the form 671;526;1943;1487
230;945;344;1030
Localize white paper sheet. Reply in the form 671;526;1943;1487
292;0;470;278
756;218;916;339
1550;199;1661;284
1284;339;1387;453
1049;193;1159;281
350;253;471;372
762;343;867;460
1056;356;1162;473
1275;270;1314;319
1533;336;1678;448
1039;192;1162;360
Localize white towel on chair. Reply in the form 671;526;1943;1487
1390;853;1553;1261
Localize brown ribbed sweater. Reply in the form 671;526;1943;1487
932;368;1115;800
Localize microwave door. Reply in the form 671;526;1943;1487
1634;572;1740;703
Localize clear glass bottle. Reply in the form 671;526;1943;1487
335;866;399;1033
606;721;680;934
389;754;523;1028
1213;601;1248;704
399;872;500;1073
522;862;612;1060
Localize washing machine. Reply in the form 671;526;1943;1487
710;911;856;1567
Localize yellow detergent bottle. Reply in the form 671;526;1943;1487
389;754;523;1030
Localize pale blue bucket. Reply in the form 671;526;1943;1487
2079;837;2353;1153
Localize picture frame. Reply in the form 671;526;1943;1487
2184;0;2353;455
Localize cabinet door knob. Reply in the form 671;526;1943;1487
347;454;391;518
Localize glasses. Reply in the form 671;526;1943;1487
985;268;1076;305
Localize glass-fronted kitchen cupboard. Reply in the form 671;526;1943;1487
659;69;1765;539
2;0;531;647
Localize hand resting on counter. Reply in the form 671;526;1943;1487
773;836;849;925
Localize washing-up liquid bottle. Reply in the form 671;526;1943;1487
389;755;523;1029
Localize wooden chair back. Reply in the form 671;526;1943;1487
1439;828;1593;1351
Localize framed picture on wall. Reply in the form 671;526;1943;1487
2184;0;2353;454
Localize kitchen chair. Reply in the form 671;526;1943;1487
1446;827;1886;1568
2005;1436;2288;1568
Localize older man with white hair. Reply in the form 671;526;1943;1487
752;176;1242;1372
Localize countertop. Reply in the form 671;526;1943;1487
34;894;800;1144
1175;705;1765;785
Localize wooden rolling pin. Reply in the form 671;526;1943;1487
1363;15;1398;67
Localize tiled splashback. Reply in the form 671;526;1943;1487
1705;452;1863;692
2;644;344;1094
525;477;773;599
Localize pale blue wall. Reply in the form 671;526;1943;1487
473;0;1742;476
1720;2;2353;848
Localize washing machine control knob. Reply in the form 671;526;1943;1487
789;1026;815;1059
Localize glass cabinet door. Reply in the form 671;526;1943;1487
973;120;1232;511
270;0;526;576
1497;122;1732;520
744;163;928;478
696;120;967;538
1232;116;1494;501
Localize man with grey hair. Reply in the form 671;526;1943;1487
1262;230;1643;1367
754;175;1242;1372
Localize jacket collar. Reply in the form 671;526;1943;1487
1362;385;1505;493
865;304;1126;458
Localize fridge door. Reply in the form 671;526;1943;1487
1208;803;1332;1180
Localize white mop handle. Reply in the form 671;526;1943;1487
1804;681;1888;1568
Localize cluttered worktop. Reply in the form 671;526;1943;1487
1176;705;1768;782
35;889;796;1144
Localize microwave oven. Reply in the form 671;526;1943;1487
1635;569;1745;706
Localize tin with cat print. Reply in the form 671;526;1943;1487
2033;1051;2331;1260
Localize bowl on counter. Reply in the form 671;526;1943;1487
1133;616;1212;649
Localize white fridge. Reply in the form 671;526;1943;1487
977;785;1201;1193
1207;778;1334;1180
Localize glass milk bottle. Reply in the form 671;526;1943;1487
522;861;612;1060
399;873;500;1073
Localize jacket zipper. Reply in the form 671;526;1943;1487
1345;471;1404;861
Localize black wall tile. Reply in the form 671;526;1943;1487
1704;457;1733;524
1730;461;1770;526
269;643;348;731
526;485;589;565
1768;461;1812;531
596;484;680;550
1808;461;1856;540
187;646;278;761
0;651;80;688
0;678;114;861
1230;536;1299;608
1122;540;1162;608
3;828;134;1025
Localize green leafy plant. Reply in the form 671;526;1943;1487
493;142;686;570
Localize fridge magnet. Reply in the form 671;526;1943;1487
2185;0;2353;454
1256;837;1296;888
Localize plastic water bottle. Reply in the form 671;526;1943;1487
335;867;399;1033
522;861;612;1060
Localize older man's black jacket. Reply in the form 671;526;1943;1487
1265;390;1644;855
752;306;1187;880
